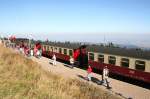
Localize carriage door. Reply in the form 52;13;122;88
79;46;88;68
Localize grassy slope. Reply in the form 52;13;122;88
0;45;121;99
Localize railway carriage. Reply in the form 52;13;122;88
87;46;150;83
42;42;88;67
41;42;150;83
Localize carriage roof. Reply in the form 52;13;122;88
87;45;150;60
42;41;150;60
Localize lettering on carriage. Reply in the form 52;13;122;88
129;70;135;74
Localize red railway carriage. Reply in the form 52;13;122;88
42;43;88;67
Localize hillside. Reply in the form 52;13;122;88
0;45;120;99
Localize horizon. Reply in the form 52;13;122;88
0;0;150;48
2;33;150;49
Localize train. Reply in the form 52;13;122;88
36;41;150;84
3;38;150;84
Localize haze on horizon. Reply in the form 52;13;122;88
0;0;150;48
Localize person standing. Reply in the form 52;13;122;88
69;56;74;68
52;54;56;66
87;65;92;81
30;48;34;56
36;50;40;58
102;66;111;89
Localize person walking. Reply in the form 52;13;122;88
69;56;74;68
87;65;92;81
52;54;56;66
102;66;111;89
30;48;34;56
36;50;40;58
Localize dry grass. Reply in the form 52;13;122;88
0;45;121;99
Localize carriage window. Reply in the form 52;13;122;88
98;54;104;63
64;49;67;55
69;50;73;56
55;47;57;52
135;60;145;71
89;53;94;61
108;56;116;65
59;48;62;54
51;47;53;51
121;58;129;68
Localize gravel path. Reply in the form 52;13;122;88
29;56;150;99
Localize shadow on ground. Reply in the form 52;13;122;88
77;74;113;89
64;64;74;69
77;74;102;85
49;62;53;65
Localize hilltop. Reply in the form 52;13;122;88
0;45;120;99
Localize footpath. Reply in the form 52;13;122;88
30;56;150;99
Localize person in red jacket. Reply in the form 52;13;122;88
87;65;92;81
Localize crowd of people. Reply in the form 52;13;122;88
3;40;111;89
18;46;42;58
4;41;42;58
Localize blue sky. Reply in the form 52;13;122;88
0;0;150;47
